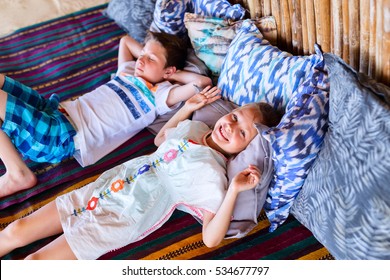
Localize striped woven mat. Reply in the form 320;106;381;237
0;4;333;260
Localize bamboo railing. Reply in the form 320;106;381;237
234;0;390;86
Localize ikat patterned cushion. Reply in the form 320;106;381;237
263;61;330;232
150;0;245;37
217;20;325;111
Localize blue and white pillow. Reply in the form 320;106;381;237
263;62;330;232
218;20;324;110
151;0;245;37
103;0;157;42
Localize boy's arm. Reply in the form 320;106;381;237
165;70;212;107
154;86;220;147
118;35;143;66
201;165;261;248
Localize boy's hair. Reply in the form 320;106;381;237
256;102;282;127
145;31;188;70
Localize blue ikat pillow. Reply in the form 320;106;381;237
262;61;330;232
150;0;245;37
218;20;325;111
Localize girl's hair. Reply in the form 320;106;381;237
145;31;189;70
256;102;283;127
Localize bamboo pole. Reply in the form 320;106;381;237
300;0;309;54
313;0;322;48
247;0;262;18
262;0;272;16
322;0;331;52
375;0;383;81
359;0;370;73
382;0;390;83
349;0;360;70
342;0;350;63
291;0;303;54
281;0;292;52
305;0;316;53
368;0;377;77
331;0;343;57
271;0;282;48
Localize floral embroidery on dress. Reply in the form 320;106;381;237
71;139;199;216
163;149;178;163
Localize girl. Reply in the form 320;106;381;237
0;86;272;260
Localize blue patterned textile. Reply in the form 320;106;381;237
218;21;324;110
151;0;245;37
263;60;330;231
291;54;390;259
184;13;276;77
1;76;76;163
103;0;157;42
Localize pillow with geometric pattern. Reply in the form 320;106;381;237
262;62;330;232
150;0;245;37
218;20;324;111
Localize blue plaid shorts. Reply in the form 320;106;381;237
1;76;76;163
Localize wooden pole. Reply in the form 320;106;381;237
291;0;303;54
300;0;309;54
305;0;316;53
262;0;272;16
271;0;283;48
331;0;343;57
375;0;383;81
368;0;377;77
349;0;360;70
359;0;370;73
342;0;350;63
247;0;262;18
382;0;390;84
282;0;292;52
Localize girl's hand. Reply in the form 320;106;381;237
184;86;221;112
230;165;261;193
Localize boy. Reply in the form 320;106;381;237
0;31;212;197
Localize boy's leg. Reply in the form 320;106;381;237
0;74;57;111
0;200;71;258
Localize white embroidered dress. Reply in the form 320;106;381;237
56;120;227;259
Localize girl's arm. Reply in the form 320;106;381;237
154;86;221;147
118;35;143;66
165;71;212;107
201;165;261;248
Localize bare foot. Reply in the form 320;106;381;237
0;169;37;198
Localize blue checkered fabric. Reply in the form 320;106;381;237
1;76;76;163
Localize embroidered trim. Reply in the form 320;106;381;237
70;139;197;216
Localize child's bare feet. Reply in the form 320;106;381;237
0;169;37;198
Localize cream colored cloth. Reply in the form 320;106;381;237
0;0;109;37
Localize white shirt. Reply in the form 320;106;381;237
61;61;179;167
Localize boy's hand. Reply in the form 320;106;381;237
184;86;221;112
230;165;261;193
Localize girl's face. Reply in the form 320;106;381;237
134;40;171;84
209;104;263;157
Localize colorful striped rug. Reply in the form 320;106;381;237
0;4;333;260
